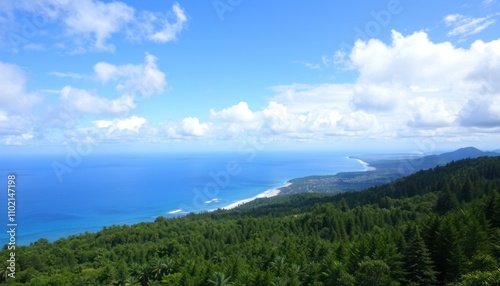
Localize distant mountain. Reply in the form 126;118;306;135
279;147;499;195
370;147;499;173
494;149;500;154
434;147;499;161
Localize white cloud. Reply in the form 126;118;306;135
63;116;151;143
0;62;42;113
162;117;211;139
131;3;188;43
270;84;353;114
210;102;256;122
444;13;497;37
60;86;135;114
93;53;167;98
3;0;188;52
62;0;134;52
337;111;380;132
349;31;471;86
93;116;146;132
49;71;88;80
0;111;36;143
181;117;210;137
408;97;458;128
293;61;321;70
351;83;406;112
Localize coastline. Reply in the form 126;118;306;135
347;156;376;171
168;156;374;214
221;182;291;210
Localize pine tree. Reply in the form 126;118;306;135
460;179;475;202
435;184;459;214
402;226;437;285
435;219;466;283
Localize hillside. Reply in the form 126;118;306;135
279;147;500;195
2;157;500;285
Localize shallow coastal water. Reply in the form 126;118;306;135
1;151;366;245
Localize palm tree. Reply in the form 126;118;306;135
289;264;302;285
208;272;232;286
270;256;287;276
129;263;141;281
271;276;288;286
0;267;8;283
150;258;167;280
164;258;175;275
125;276;140;286
77;276;89;286
212;251;224;264
136;264;149;286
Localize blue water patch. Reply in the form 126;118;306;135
0;151;364;245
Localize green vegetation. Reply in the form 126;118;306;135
2;157;500;285
279;147;499;195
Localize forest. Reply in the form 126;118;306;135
1;156;500;285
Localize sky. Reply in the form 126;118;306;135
0;0;499;154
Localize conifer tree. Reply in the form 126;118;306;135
402;226;437;285
435;184;459;214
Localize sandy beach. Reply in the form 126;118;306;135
348;156;376;171
221;182;291;210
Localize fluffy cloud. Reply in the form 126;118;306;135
93;116;146;132
2;0;187;52
182;117;210;137
50;53;166;125
408;97;458;128
0;112;37;145
61;0;134;52
343;31;500;128
93;53;167;98
0;61;42;112
163;117;211;138
349;31;471;86
210;102;256;123
60;86;135;114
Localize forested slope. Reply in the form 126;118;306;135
2;157;500;285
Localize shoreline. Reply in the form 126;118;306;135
221;182;292;210
347;156;376;171
167;156;373;214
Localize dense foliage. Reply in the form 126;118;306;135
2;157;500;285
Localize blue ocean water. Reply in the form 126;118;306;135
0;151;364;245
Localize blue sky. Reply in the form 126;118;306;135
0;0;499;153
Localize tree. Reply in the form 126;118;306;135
208;272;232;286
456;270;500;286
435;184;459;215
354;258;390;286
322;260;355;286
402;226;437;285
150;258;167;280
270;256;287;276
271;276;288;286
460;179;475;202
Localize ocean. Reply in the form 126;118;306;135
1;151;365;245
